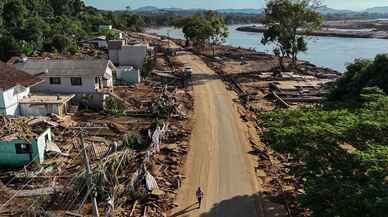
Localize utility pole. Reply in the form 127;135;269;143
80;131;100;217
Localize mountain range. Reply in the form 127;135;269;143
133;6;388;15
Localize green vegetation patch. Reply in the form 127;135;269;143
259;88;388;216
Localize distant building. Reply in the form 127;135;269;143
0;123;53;167
15;59;116;109
81;36;108;49
99;25;113;32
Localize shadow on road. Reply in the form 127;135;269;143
191;73;222;86
170;203;199;217
199;194;258;217
196;193;289;217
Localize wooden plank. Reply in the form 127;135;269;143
15;186;63;197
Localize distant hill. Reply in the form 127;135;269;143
134;6;262;15
134;5;388;17
316;6;355;15
364;7;388;14
134;6;160;12
216;9;263;14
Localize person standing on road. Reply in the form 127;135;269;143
196;187;204;208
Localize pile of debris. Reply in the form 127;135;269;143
0;117;37;141
253;139;306;217
127;122;191;217
0;116;61;143
150;86;187;119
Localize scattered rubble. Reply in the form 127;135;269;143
0;32;193;217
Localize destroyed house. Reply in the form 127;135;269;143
108;40;148;69
0;61;42;116
15;59;116;109
0;121;53;167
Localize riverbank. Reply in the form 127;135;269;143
236;25;388;39
147;26;388;72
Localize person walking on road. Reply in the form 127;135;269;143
196;187;204;208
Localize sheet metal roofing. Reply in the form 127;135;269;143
0;61;42;91
14;59;113;77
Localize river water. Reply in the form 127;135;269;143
147;25;388;72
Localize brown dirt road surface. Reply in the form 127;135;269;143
170;53;261;217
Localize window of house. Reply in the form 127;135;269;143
49;77;61;85
71;77;82;86
15;143;31;154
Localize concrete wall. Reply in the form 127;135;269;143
98;41;108;48
72;93;106;110
0;86;30;116
117;67;141;83
109;49;120;65
19;103;64;117
0;128;51;167
119;45;147;69
32;76;98;94
0;139;34;167
109;45;147;69
31;67;113;95
36;128;52;163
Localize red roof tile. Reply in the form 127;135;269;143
0;61;42;91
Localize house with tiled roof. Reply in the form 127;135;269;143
0;61;42;115
0;61;74;116
14;58;116;109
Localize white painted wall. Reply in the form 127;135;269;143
0;86;30;116
105;67;113;87
32;76;100;93
109;45;147;69
36;128;52;163
31;67;113;94
20;103;62;117
117;67;141;83
119;45;147;69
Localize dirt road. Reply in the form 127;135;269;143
171;54;260;217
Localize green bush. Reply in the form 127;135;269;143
259;88;388;217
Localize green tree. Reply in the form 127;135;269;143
51;34;71;52
176;12;228;54
101;29;119;40
328;54;388;104
259;90;388;217
261;0;322;68
0;33;19;61
20;16;50;50
206;11;229;56
3;0;27;34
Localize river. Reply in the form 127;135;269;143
147;25;388;72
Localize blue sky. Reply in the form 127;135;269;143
84;0;388;11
